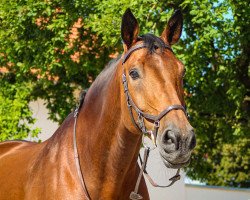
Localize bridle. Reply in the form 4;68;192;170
122;72;186;145
121;43;186;143
122;43;187;200
72;42;188;200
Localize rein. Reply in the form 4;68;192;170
122;43;186;200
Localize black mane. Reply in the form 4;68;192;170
105;33;166;70
138;33;166;53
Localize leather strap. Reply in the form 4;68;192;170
130;148;150;200
122;43;148;64
139;154;181;188
73;92;91;200
130;148;181;200
122;42;172;65
122;72;186;142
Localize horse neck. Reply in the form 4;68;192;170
76;61;142;198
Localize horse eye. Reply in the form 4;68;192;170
129;69;140;80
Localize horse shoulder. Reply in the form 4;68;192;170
0;140;43;199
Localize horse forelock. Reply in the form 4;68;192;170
138;33;166;53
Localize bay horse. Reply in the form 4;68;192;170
0;9;196;200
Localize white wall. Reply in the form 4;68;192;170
29;99;58;141
185;184;250;200
145;149;186;200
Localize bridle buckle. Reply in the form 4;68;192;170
127;101;132;107
154;120;160;128
169;174;181;182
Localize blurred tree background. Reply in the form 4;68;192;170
0;0;249;188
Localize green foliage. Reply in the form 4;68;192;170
0;0;249;187
0;80;40;141
0;0;108;123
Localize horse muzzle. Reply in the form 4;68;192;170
157;125;196;169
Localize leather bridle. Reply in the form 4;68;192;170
72;43;188;200
122;43;186;143
122;43;187;200
122;72;186;145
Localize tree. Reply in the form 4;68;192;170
0;0;249;187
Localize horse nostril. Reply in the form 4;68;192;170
162;130;179;152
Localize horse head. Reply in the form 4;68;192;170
120;9;196;169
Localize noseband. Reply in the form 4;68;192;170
122;43;187;200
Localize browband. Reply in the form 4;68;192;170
122;42;173;65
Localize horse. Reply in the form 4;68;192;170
0;8;196;200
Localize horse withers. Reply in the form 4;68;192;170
0;9;195;200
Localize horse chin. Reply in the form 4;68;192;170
158;149;191;169
160;157;190;169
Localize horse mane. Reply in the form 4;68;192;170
104;33;165;71
78;90;88;110
138;33;166;53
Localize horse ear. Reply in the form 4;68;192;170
161;10;183;45
121;8;139;50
